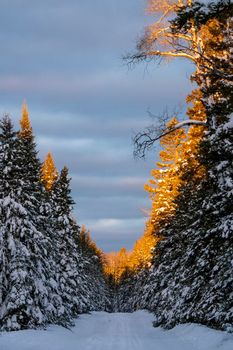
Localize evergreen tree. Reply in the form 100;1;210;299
115;1;232;332
50;167;110;315
41;152;58;191
0;109;111;330
134;0;233;332
18;104;70;327
144;117;186;232
48;166;86;316
0;116;57;330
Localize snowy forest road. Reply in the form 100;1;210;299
0;311;232;350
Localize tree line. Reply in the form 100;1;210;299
104;0;233;332
0;105;110;331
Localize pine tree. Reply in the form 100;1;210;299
145;117;186;232
50;167;110;315
41;152;58;191
18;104;71;327
0;116;58;330
116;1;232;332
48;166;85;316
0;116;17;320
0;109;111;330
20;102;33;138
133;1;233;332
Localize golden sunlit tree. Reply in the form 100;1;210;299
103;1;221;285
19;102;33;138
41;152;58;191
103;252;118;282
179;89;207;184
104;116;204;278
139;111;204;254
114;1;232;326
129;229;159;270
145;117;186;232
104;248;131;284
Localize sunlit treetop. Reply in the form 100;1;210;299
19;101;33;139
41;152;58;191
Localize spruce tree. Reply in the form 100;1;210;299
116;0;232;332
49;166;89;316
0;116;56;330
0;109;111;330
18;104;71;327
139;1;233;332
51;168;110;314
41;152;58;191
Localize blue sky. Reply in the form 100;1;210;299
0;0;194;251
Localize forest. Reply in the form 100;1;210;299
0;0;232;336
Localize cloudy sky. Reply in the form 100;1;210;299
0;0;194;251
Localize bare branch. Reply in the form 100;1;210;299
133;118;207;159
124;49;196;66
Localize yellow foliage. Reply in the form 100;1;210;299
104;88;207;282
104;227;158;281
184;89;207;182
104;248;131;283
145;117;186;232
199;19;224;58
19;101;32;138
128;229;159;271
142;97;206;262
146;0;178;14
41;152;58;191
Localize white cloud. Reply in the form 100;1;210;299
85;217;147;251
87;217;145;234
38;136;94;150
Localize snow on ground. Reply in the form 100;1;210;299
0;311;232;350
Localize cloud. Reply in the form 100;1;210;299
0;66;190;112
38;136;94;150
71;175;147;197
0;0;193;251
76;195;149;221
86;218;146;251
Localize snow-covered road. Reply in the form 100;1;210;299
0;311;232;350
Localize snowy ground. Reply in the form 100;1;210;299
0;311;232;350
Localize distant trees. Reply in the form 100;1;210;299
0;106;110;331
78;224;103;259
104;248;130;284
